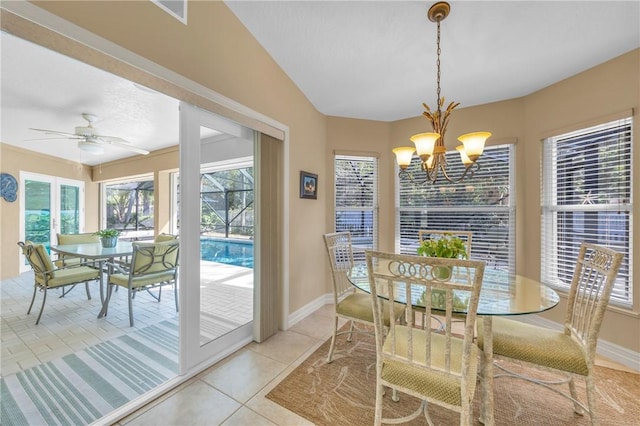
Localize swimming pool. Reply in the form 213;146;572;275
201;238;254;268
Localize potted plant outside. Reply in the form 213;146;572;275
417;233;468;280
95;229;120;248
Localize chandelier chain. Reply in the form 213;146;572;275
436;18;442;117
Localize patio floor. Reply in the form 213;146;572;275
0;260;253;376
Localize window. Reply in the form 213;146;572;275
335;155;378;263
542;117;633;306
397;145;515;273
103;178;154;240
200;164;254;238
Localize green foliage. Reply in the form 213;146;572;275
417;234;467;259
94;229;120;238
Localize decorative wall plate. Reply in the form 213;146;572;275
1;172;18;202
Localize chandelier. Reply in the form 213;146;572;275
393;2;491;184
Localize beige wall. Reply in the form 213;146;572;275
325;50;639;353
0;144;98;277
1;2;637;353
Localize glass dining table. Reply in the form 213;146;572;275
347;264;560;425
50;241;134;309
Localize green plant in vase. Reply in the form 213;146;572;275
417;233;467;281
94;229;120;248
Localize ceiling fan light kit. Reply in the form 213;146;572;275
78;139;105;155
393;1;492;184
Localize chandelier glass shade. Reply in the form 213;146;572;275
393;2;491;184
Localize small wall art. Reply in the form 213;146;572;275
300;171;318;200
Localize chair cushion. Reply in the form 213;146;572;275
477;317;589;376
25;243;55;277
57;233;100;245
109;271;176;289
337;293;405;326
154;233;178;242
39;266;101;288
381;325;478;407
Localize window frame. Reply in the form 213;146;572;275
541;117;633;307
334;154;379;264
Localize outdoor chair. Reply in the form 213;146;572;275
477;242;624;425
101;239;179;326
366;250;485;425
18;241;101;324
55;232;100;267
323;231;405;363
154;233;178;242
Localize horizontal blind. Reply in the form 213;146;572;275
541;117;633;306
335;155;378;263
397;145;514;273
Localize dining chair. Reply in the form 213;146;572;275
366;250;485;426
477;242;624;425
55;232;100;267
323;231;405;363
18;241;101;324
101;239;179;326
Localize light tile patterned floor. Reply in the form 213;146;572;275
0;260;253;377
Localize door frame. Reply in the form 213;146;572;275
19;171;85;272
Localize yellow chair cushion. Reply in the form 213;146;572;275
337;293;405;326
57;233;100;245
477;317;589;376
381;325;478;407
154;233;178;242
40;266;101;288
109;271;176;289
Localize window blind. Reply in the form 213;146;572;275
335;155;378;264
397;145;515;273
542;117;633;306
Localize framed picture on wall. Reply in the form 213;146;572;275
300;171;318;199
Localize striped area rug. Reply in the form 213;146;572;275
1;320;178;426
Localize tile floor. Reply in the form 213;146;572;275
114;306;639;426
115;305;338;426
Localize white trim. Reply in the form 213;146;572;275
287;293;332;329
514;315;640;372
151;0;187;25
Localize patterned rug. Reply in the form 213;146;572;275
1;320;178;426
267;326;640;425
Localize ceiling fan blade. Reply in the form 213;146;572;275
23;137;81;142
29;128;77;137
97;135;130;144
107;140;150;155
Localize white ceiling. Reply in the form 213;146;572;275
1;1;639;166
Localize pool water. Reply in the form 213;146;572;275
201;238;254;268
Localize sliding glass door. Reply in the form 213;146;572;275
179;102;256;372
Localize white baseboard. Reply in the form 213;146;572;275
515;315;640;372
286;293;332;328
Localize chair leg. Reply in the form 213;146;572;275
60;284;76;298
27;286;38;315
128;288;135;327
346;320;355;342
35;287;48;325
174;283;179;312
158;285;162;302
568;377;585;415
585;374;599;425
373;381;383;426
327;316;339;363
85;281;92;300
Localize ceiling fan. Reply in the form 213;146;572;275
28;113;150;156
